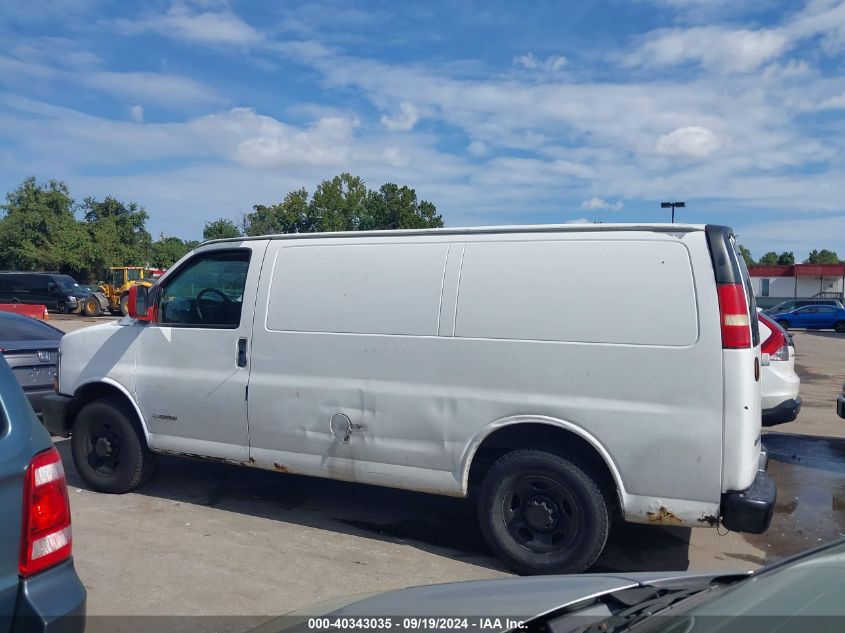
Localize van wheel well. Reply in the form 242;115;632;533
69;383;148;447
468;423;620;516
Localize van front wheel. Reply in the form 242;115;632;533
71;398;157;493
478;449;609;575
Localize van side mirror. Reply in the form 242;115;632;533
127;285;152;321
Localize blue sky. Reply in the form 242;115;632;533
1;0;845;258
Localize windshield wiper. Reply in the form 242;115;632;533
573;586;710;633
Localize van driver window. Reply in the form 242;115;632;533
158;250;250;328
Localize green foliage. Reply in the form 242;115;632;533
777;251;795;265
82;195;152;280
758;251;779;266
149;235;200;268
0;177;91;275
804;249;840;264
244;172;443;236
738;245;755;268
203;218;242;241
0;173;443;281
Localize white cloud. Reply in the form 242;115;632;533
807;92;845;110
626;26;789;72
655;126;721;157
763;59;810;80
380;102;419;131
565;217;592;224
114;6;261;45
82;71;220;105
581;197;624;211
467;140;488;156
513;53;567;71
129;104;144;122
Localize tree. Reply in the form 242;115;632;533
245;188;315;236
738;245;755;268
758;251;779;266
310;173;368;231
0;177;91;276
362;182;443;230
804;249;840;264
777;251;795;265
243;173;443;236
149;235;199;268
203;218;241;241
82;195;152;279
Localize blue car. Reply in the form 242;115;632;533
770;304;845;332
0;355;86;631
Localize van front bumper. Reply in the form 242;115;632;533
40;394;73;437
721;458;776;534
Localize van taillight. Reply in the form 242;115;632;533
19;447;72;577
717;283;751;349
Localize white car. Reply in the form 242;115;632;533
758;311;801;426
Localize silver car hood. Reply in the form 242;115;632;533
255;571;746;633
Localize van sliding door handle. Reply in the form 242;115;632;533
236;338;248;367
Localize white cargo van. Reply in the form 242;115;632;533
43;224;775;574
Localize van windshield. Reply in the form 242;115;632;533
55;276;81;293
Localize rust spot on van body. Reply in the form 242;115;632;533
273;462;290;473
646;506;684;524
697;513;720;526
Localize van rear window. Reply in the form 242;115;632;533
454;240;699;346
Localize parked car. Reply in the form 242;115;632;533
0;272;84;314
0;311;63;417
769;304;845;332
0;356;85;630
254;538;845;633
764;298;843;314
757;312;801;426
42;223;773;575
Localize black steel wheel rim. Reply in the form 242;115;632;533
502;474;580;554
85;420;122;474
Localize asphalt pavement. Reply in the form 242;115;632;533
47;316;845;620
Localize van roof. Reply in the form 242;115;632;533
202;223;709;245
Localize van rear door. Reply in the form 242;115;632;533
706;226;763;493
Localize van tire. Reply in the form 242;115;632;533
835;321;845;333
71;397;156;494
478;449;609;575
57;302;68;314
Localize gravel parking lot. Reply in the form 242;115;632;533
47;316;845;623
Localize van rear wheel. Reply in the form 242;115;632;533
478;449;609;575
71;397;157;493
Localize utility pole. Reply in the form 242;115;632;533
660;201;685;223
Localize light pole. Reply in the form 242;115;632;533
661;201;685;223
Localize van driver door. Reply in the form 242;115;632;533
133;241;268;461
